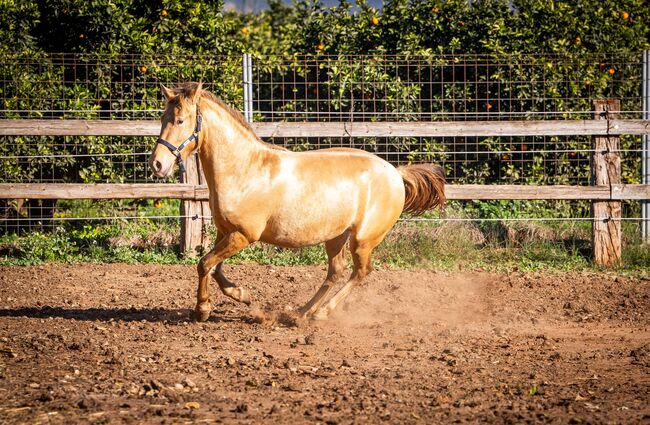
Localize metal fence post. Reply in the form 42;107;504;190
642;50;649;243
242;53;253;123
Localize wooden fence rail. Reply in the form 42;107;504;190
1;119;649;137
1;111;649;265
1;183;648;201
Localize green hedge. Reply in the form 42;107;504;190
0;0;648;229
2;0;648;57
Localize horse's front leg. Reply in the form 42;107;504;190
212;263;251;305
195;232;250;322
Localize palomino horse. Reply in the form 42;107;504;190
149;82;445;322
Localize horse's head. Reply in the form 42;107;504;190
149;82;204;178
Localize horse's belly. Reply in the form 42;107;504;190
260;202;356;248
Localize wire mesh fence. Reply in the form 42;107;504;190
1;132;642;184
252;54;645;122
1;52;644;120
0;53;243;119
0;52;647;235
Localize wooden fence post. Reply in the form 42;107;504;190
180;153;212;257
592;100;622;267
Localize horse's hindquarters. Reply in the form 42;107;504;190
258;152;405;248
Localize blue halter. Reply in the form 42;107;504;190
155;105;203;174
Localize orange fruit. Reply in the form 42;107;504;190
621;11;629;20
432;7;440;13
317;41;325;51
161;9;168;17
371;16;380;25
608;68;615;75
241;27;250;35
140;65;147;73
154;200;162;209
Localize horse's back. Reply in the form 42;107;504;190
257;147;404;247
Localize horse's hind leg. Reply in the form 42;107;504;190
312;232;383;320
212;263;251;305
195;231;249;322
298;231;349;318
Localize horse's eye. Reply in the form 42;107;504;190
176;118;184;125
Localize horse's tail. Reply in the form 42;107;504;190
397;163;446;215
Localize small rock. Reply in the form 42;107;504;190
294;336;307;346
77;396;98;409
150;379;164;391
234;403;248;413
184;401;200;410
37;392;53;402
304;333;316;345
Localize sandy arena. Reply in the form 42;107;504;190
0;263;648;423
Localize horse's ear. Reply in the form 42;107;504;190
191;81;203;104
161;84;175;101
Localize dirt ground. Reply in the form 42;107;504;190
0;263;648;424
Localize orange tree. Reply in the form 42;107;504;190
1;0;649;187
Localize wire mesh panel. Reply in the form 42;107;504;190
0;52;646;236
252;54;644;122
0;53;244;119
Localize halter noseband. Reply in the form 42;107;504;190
155;105;203;174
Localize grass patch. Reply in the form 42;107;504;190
1;212;648;276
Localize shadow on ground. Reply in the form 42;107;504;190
0;306;247;324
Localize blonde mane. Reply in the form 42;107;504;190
170;82;287;151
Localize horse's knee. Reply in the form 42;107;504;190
198;254;216;277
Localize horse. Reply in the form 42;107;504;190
149;82;445;322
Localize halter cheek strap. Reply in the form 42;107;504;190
155;106;203;174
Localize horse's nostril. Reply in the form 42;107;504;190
153;160;162;172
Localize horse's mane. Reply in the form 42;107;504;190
171;82;287;151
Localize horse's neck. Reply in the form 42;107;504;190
198;104;270;188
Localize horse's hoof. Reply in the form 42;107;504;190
238;288;252;305
193;304;211;322
311;308;329;321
